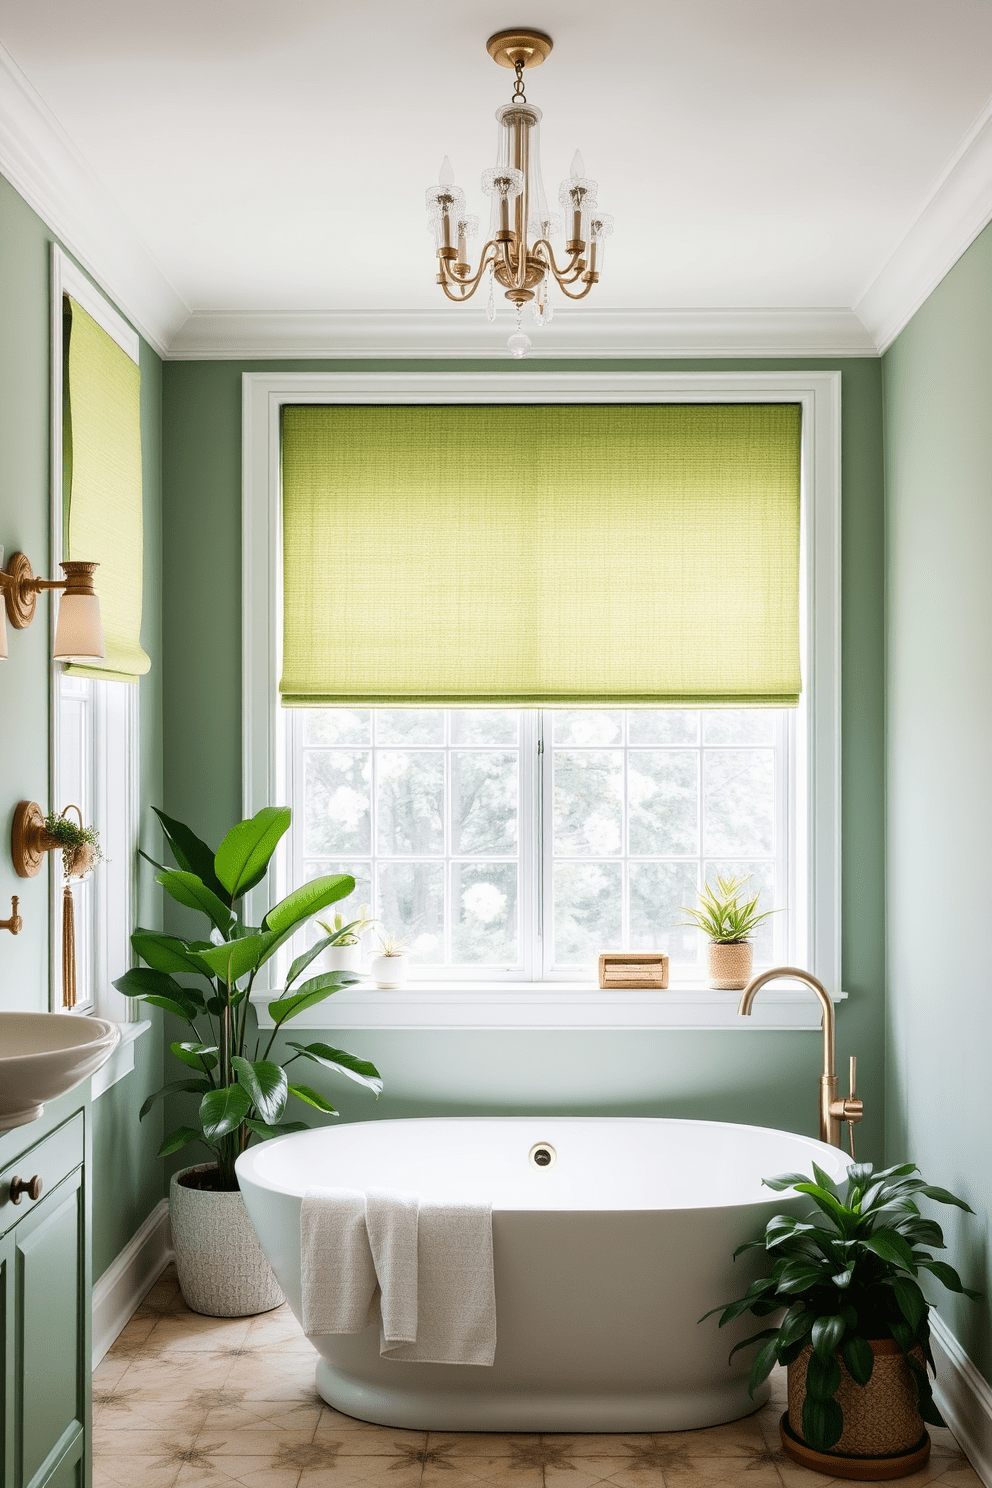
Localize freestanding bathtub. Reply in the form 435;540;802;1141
236;1117;847;1432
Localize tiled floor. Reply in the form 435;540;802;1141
92;1266;981;1488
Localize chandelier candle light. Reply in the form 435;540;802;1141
426;29;613;358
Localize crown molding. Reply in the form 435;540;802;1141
0;40;188;359
168;305;877;360
856;93;992;353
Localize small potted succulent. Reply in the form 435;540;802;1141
370;931;410;989
681;873;776;990
315;905;378;974
704;1159;980;1478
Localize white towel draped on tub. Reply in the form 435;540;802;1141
300;1186;496;1366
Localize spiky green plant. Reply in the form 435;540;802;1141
702;1160;980;1453
680;873;776;944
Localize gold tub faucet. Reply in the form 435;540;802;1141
737;966;863;1153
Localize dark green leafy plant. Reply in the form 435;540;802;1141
702;1160;980;1453
114;805;382;1190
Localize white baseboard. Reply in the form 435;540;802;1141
92;1198;173;1367
930;1311;992;1487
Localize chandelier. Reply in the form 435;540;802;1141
425;29;613;358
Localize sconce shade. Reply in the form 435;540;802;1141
53;591;104;662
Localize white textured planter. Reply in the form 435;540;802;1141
170;1164;284;1317
370;952;409;988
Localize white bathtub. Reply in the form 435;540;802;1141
236;1116;846;1432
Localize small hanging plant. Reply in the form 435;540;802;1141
43;806;104;880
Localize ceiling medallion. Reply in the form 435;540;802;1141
425;29;613;358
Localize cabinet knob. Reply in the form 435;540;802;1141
9;1174;43;1205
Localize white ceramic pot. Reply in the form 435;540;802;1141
324;943;362;974
370;952;409;988
170;1164;284;1317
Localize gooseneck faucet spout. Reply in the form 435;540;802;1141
737;966;862;1151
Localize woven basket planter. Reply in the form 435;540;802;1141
783;1340;929;1479
170;1164;284;1318
707;941;753;990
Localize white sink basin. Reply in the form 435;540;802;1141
0;1012;120;1129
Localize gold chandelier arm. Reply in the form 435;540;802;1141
533;239;584;282
553;275;598;302
437;241;500;297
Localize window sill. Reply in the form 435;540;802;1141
91;1019;151;1100
252;984;847;1032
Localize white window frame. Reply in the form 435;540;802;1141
242;370;841;1030
50;245;140;1022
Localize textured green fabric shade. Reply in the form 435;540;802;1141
280;403;802;707
64;297;150;683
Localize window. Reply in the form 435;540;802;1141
51;247;141;1019
243;371;841;1011
288;704;793;981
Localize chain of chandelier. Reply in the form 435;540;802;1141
425;29;613;357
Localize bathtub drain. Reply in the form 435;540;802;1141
529;1143;556;1168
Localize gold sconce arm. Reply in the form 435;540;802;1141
0;896;22;934
1;552;98;629
436;241;500;301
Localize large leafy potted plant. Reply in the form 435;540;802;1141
115;805;383;1318
704;1159;980;1479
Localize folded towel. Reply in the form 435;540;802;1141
382;1201;496;1367
301;1186;496;1367
365;1187;419;1348
301;1187;377;1337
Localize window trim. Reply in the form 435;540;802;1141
50;244;140;1020
242;370;841;1014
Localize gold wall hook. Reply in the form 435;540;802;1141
0;895;22;934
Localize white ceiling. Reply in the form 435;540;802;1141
3;0;992;355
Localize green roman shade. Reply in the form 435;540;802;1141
280;403;802;707
63;297;150;682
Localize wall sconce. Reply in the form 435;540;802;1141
0;550;105;663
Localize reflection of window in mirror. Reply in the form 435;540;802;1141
51;247;140;1020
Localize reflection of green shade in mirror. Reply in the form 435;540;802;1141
281;403;802;707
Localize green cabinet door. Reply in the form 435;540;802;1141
14;1171;86;1488
2;1233;13;1488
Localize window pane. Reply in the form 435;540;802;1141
629;861;700;961
628;711;699;745
450;710;519;746
304;750;371;854
553;751;623;855
452;863;518;964
552;710;623;745
628;750;698;855
304;709;370;747
452;752;518;855
703;749;775;855
553;862;622;965
705;860;776;962
377;751;444;855
703;711;776;745
376;710;444;745
377;862;444;962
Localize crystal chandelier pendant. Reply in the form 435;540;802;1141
507;307;531;359
425;29;612;357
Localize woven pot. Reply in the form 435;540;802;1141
788;1340;926;1460
707;941;753;990
170;1164;283;1318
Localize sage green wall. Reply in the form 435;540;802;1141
883;223;992;1379
162;356;885;1159
0;172;166;1278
